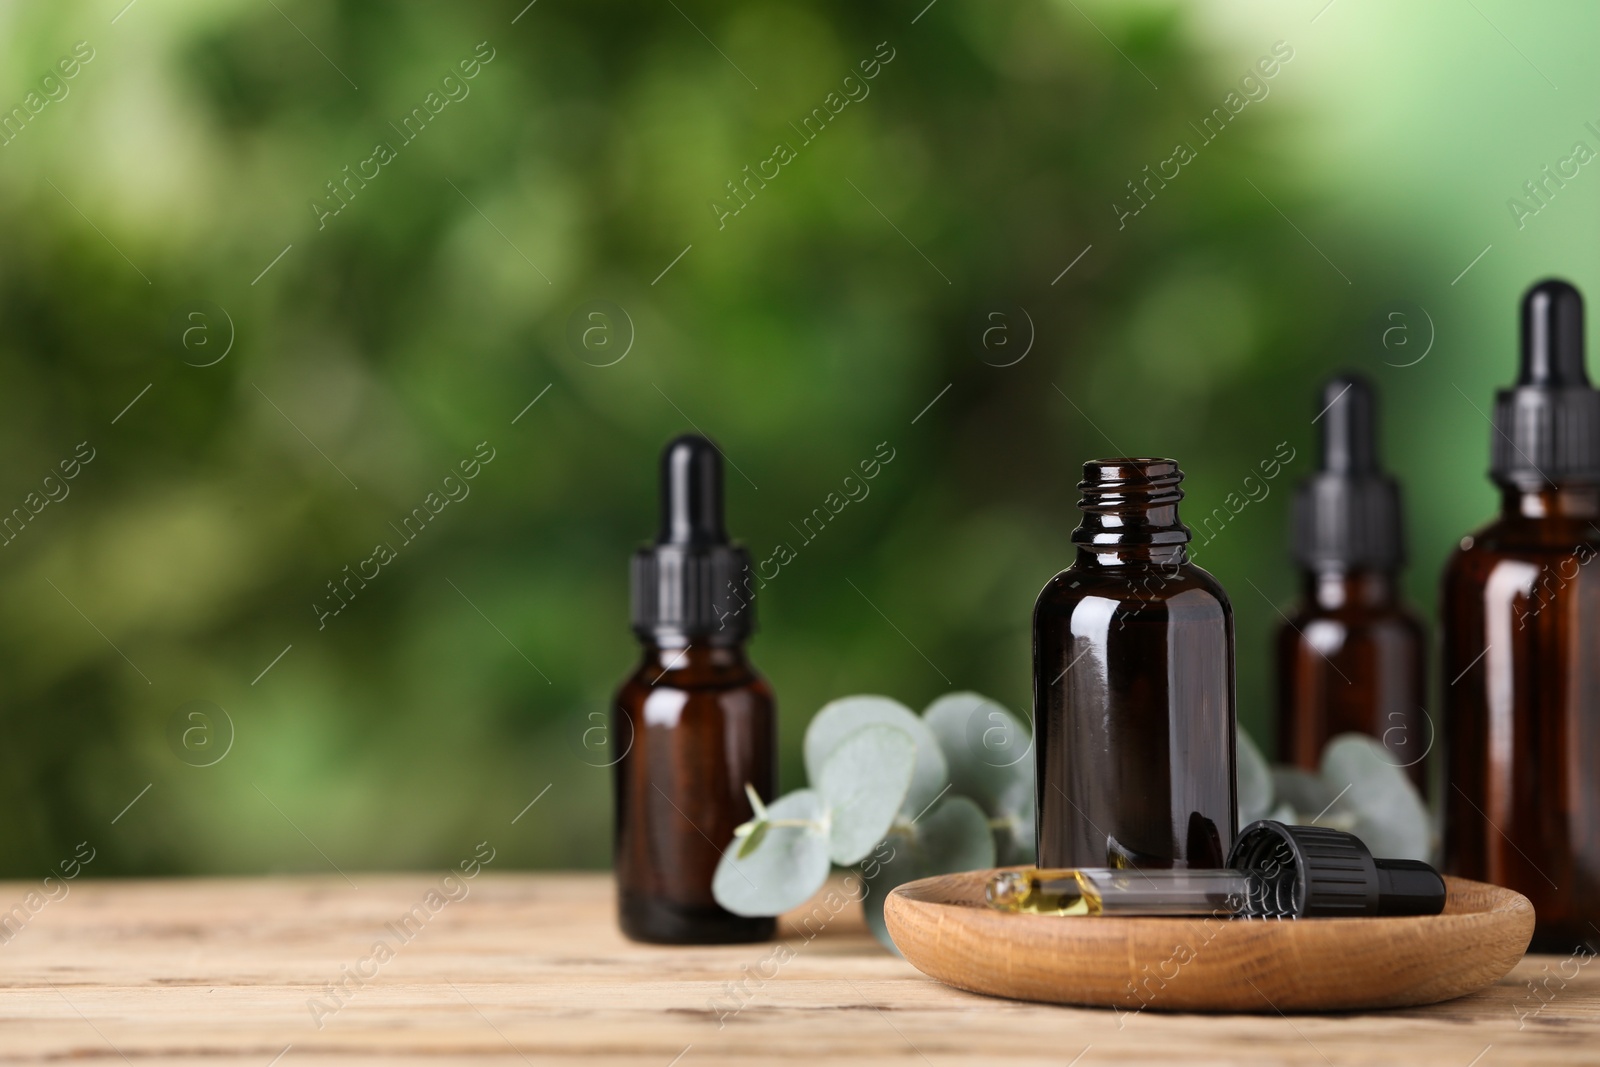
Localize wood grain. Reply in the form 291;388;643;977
885;870;1535;1013
0;872;1591;1065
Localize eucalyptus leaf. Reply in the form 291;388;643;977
1270;767;1340;820
816;723;917;865
999;808;1035;865
1319;733;1431;861
858;832;922;954
736;820;769;858
804;695;948;817
915;794;996;872
1265;801;1297;825
923;692;1034;818
991;801;1036;867
1236;725;1273;827
712;789;831;917
859;795;997;952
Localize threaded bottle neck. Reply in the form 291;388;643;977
1071;458;1192;552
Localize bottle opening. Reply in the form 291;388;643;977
1079;457;1182;488
1072;457;1190;548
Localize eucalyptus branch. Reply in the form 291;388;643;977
712;690;1037;952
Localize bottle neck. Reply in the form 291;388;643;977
1075;544;1189;569
1300;568;1398;610
638;640;748;673
1500;484;1600;520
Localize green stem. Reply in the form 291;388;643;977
743;782;768;821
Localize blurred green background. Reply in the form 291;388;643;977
1;0;1596;877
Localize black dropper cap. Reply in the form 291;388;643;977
630;434;753;645
1491;279;1600;488
1228;821;1445;919
1290;374;1405;571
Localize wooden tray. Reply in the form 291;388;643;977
884;869;1534;1013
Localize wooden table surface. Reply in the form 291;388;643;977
1;872;1595;1065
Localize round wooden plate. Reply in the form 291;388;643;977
885;869;1533;1012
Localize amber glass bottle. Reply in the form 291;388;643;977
1277;374;1427;790
1034;458;1238;870
613;435;776;944
1443;279;1600;954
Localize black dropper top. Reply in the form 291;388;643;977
631;434;753;645
660;434;726;545
1290;374;1405;571
1229;821;1445;919
1491;279;1600;488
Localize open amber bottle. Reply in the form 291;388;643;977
1033;458;1238;871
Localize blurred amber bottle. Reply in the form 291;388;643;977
613;435;776;944
1443;279;1600;953
1276;375;1428;791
